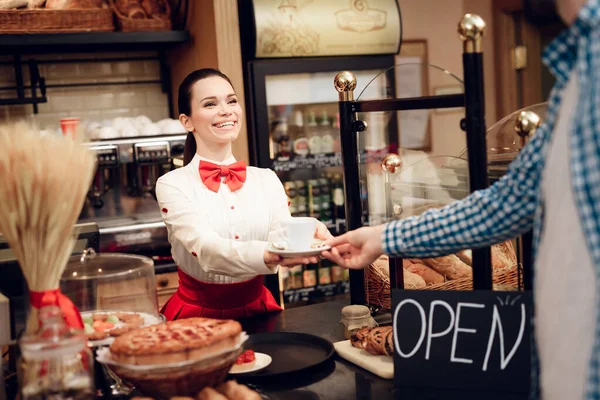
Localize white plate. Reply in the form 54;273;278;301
229;352;272;374
267;240;331;258
82;310;164;347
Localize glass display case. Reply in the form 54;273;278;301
60;249;162;346
336;63;528;311
458;102;548;183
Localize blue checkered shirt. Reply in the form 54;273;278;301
381;1;600;398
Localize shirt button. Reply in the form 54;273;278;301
191;251;197;257
234;234;239;239
231;205;235;210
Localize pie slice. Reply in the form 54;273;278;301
109;317;243;365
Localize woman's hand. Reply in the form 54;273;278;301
315;220;334;240
264;250;318;269
321;225;384;269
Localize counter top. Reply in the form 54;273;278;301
237;300;528;400
100;300;529;400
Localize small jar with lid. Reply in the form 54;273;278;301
340;305;378;340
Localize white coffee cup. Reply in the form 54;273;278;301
274;217;317;251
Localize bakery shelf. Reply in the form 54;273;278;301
0;31;190;55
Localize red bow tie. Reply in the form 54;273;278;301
199;160;247;193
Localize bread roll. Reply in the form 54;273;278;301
215;381;261;400
196;387;228;400
491;241;517;270
422;254;472;280
456;249;472;266
115;0;146;18
403;268;427;289
140;0;166;17
404;261;445;285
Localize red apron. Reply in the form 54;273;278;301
161;269;283;320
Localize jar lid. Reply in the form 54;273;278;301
61;248;154;281
341;305;371;320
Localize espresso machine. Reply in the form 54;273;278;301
79;134;186;272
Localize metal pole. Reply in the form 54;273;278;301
459;14;493;290
334;71;365;305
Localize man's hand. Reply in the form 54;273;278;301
315;220;334;240
321;225;384;269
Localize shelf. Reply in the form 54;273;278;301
283;281;350;305
0;31;190;55
272;153;343;172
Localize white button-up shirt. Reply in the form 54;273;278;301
155;153;288;284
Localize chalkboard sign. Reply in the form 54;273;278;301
392;289;532;394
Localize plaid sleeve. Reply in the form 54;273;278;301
381;120;549;258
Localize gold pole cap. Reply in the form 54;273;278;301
381;153;402;174
334;71;357;93
458;14;486;42
514;111;541;138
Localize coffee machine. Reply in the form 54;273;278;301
79;134;186;271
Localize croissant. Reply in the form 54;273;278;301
349;326;394;357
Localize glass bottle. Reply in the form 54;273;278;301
19;306;94;400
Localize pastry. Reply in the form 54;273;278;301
92;313;108;321
215;381;262;400
404;260;445;285
88;330;109;341
115;0;146;18
384;329;394;356
109;317;242;365
364;327;392;356
109;325;131;336
115;312;140;321
350;327;370;349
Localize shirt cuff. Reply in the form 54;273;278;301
248;241;279;275
382;220;402;255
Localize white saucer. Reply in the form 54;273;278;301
229;352;272;374
267;241;331;258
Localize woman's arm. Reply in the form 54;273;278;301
156;178;276;278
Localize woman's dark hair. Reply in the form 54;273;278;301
179;68;234;166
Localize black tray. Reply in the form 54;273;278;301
233;332;334;379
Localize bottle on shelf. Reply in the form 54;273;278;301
294;179;309;217
333;113;342;153
307;178;322;220
302;263;318;288
318;175;332;223
292;111;310;158
320;111;335;154
273;117;292;161
306;111;321;155
332;174;346;223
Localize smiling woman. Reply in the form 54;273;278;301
155;68;333;321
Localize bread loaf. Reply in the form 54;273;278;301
140;0;166;17
115;0;146;18
404;261;445;285
46;0;101;8
491;241;517;270
422;254;472;280
403;268;427;289
456;249;472;266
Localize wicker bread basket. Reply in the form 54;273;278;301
365;245;521;311
0;7;114;33
109;0;171;32
108;347;243;400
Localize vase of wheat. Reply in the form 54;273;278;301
0;121;96;397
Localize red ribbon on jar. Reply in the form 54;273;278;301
29;288;84;330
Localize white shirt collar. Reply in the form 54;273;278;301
189;153;237;170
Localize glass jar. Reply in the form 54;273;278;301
340;305;378;340
19;306;94;400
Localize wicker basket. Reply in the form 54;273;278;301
109;0;171;32
365;259;522;311
0;7;114;33
109;347;243;400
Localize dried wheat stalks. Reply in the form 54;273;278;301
0;121;95;333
